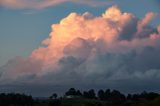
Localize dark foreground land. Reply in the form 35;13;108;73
1;88;160;106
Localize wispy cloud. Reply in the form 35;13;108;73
0;0;112;9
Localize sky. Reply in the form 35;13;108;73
0;0;160;97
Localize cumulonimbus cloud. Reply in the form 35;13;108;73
0;6;160;92
0;0;112;9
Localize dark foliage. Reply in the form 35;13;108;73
65;88;82;96
0;93;33;106
83;89;96;99
1;88;160;106
50;93;58;99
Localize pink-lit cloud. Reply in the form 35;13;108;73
0;6;160;92
136;12;156;36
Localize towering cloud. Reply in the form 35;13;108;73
0;6;160;93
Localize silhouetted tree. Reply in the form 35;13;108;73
83;91;89;98
132;94;139;101
0;93;33;106
98;89;105;100
53;93;58;99
88;89;96;99
50;93;58;99
83;89;96;99
127;94;132;100
76;90;82;96
146;92;159;100
104;89;111;101
110;90;126;102
65;88;83;97
65;88;77;96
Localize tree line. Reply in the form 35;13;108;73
64;88;159;102
0;88;160;106
0;93;33;106
51;88;160;106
